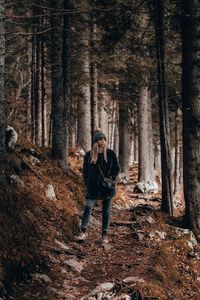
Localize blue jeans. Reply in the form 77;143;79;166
81;197;112;233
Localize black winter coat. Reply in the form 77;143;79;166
83;149;120;199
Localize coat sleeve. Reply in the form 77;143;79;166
111;151;120;180
82;152;90;187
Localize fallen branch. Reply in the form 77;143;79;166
127;193;161;202
110;221;135;227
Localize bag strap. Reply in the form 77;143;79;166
97;164;105;179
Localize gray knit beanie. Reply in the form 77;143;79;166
93;131;106;144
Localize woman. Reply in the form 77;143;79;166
76;129;120;244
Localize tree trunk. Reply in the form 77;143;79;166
138;83;155;182
113;98;119;156
51;0;68;170
34;7;41;146
0;4;6;182
182;0;200;237
133;122;138;162
90;22;98;140
119;97;130;176
98;88;109;138
173;109;181;195
63;0;71;158
154;0;173;214
31;22;36;143
154;141;161;175
41;11;47;147
77;6;92;151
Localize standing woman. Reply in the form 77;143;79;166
76;129;120;243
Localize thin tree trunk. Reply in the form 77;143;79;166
90;21;98;140
51;0;68;170
154;141;161;175
138;83;154;182
0;4;6;182
113;98;119;156
119;96;130;176
134;122;138;162
34;8;41;145
99;88;109;138
182;0;200;237
31;23;36;143
77;27;91;151
41;11;47;147
154;0;173;214
173;109;180;195
110;98;116;149
63;0;71;158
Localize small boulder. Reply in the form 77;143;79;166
46;184;56;201
81;282;115;300
64;258;84;273
123;276;145;285
135;181;159;194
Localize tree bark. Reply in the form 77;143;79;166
90;21;98;140
138;83;154;182
113;98;119;156
77;0;92;151
63;0;71;157
173;109;181;195
51;0;68;170
98;88;109;138
182;0;200;236
119;96;130;176
0;4;6;182
154;0;173;214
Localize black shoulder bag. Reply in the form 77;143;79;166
97;164;115;191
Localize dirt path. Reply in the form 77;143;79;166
9;199;200;300
10;203;155;300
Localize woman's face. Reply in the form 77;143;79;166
97;138;106;147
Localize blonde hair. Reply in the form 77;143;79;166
90;141;107;164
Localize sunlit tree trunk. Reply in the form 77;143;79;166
138;83;155;182
99;88;109;138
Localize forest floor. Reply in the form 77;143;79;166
1;144;200;300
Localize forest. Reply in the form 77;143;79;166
0;0;200;299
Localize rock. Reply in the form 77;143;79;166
47;287;58;294
46;184;56;201
81;282;115;300
114;294;131;300
118;173;130;185
135;181;159;194
10;175;24;189
64;258;84;273
75;148;85;158
197;277;200;281
63;294;76;300
55;239;70;251
174;228;198;246
5;125;18;148
32;273;52;283
148;230;167;241
135;231;145;241
29;155;40;165
146;216;155;224
123;276;145;284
